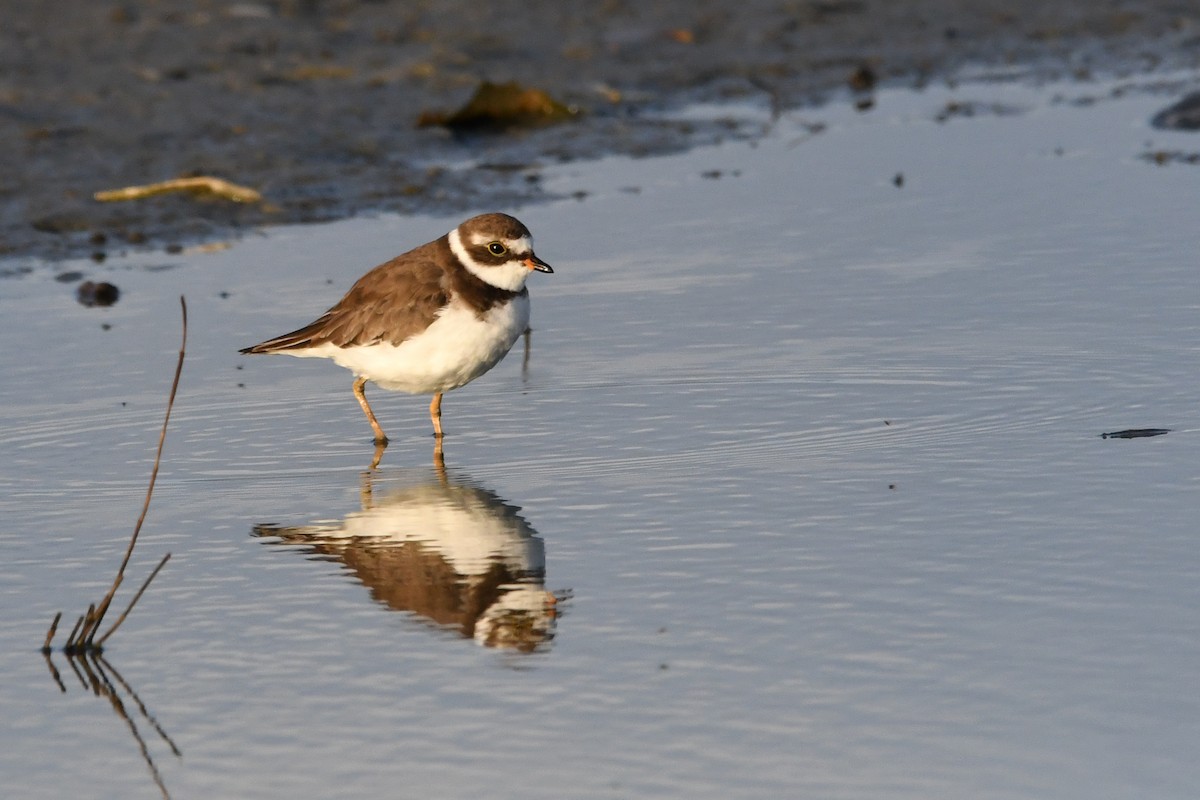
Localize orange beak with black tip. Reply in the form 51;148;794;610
524;255;553;273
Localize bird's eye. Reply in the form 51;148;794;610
487;242;508;256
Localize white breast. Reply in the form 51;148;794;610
291;293;530;395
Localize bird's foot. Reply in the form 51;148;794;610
369;441;387;471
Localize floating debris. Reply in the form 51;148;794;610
934;100;1025;123
77;280;120;307
419;81;577;131
1100;428;1171;439
1141;150;1200;167
95;176;263;204
181;241;233;255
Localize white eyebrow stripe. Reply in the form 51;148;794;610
450;228;537;291
468;233;533;253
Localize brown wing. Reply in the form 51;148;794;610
241;240;450;353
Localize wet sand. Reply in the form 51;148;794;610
2;0;1197;261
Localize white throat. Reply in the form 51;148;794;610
449;227;532;292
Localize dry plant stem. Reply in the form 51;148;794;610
41;297;186;653
66;605;95;651
94;176;262;204
42;611;62;653
522;326;532;374
96;552;172;647
84;296;187;648
64;614;86;650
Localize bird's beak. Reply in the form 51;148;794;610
524;255;553;273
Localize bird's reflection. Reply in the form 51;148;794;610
42;651;179;799
254;458;562;652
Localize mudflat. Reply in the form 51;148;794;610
2;0;1196;260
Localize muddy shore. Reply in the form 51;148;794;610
2;0;1198;262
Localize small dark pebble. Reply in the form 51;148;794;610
90;231;107;246
101;323;112;331
888;483;896;490
219;290;231;299
1100;428;1171;439
854;96;875;112
893;172;904;187
55;271;85;283
848;63;876;92
76;280;120;307
91;251;106;262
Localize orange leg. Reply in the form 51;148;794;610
432;437;446;481
353;376;388;445
368;442;386;471
429;392;444;438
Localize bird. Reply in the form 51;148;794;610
253;469;559;652
240;212;553;446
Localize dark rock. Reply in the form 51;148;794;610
76;281;120;307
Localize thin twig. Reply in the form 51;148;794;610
96;553;171;647
86;297;187;646
78;585;117;646
64;613;86;649
42;611;62;653
95;176;261;204
66;605;96;652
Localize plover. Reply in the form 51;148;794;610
240;213;553;445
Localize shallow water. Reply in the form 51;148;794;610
2;74;1199;799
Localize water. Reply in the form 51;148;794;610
2;73;1199;799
